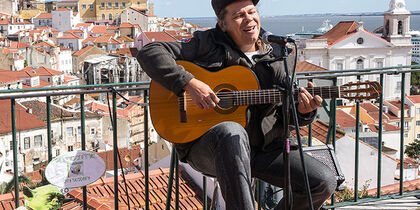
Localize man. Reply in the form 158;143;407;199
137;0;337;209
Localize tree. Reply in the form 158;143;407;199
404;139;420;160
0;174;33;194
410;62;420;95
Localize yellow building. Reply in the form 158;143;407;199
78;0;97;22
407;95;420;141
95;0;147;21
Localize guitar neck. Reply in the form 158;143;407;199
233;86;341;106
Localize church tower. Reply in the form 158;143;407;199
383;0;412;46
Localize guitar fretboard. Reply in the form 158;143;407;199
232;86;341;106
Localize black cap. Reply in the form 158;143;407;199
212;0;259;18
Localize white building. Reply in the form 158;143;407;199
413;37;420;64
0;18;34;36
299;0;412;102
57;47;73;74
33;13;52;28
56;32;83;51
51;8;80;32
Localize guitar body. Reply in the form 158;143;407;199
149;61;260;143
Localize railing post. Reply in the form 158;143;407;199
112;91;119;210
308;79;313;146
11;99;19;208
80;94;87;210
46;96;52;162
144;89;150;210
354;77;361;202
165;148;177;210
203;176;207;210
400;73;406;195
377;74;384;198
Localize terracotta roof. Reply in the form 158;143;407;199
94;34;113;43
82;36;96;43
65;29;84;34
57;32;82;39
117;36;134;42
9;41;30;49
90;26;108;34
0;71;21;83
292;120;345;144
314;21;359;46
407;95;420;104
96;145;141;171
296;61;327;73
72;45;94;56
144;32;177;42
387;100;410;110
75;22;92;28
0;100;46;134
33;41;55;48
336;109;357;128
34;13;51;19
21;100;98;122
85;101;128;119
112;48;138;57
56;8;71;11
120;22;134;28
367;123;400;133
21;66;63;76
70;167;207;209
360;102;379;113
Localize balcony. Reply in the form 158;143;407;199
0;64;419;209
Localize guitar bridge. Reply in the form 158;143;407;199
179;93;187;123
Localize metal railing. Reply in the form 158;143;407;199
1;64;420;209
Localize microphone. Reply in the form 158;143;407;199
261;31;295;46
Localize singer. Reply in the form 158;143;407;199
137;0;336;209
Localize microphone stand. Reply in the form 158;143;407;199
278;43;314;210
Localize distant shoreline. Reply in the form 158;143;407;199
184;11;420;19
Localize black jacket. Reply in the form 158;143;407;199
137;25;316;162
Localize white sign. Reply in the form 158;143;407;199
45;150;105;188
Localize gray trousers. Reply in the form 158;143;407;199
185;122;337;210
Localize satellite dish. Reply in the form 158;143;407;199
45;150;105;188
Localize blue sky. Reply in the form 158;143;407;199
149;0;420;17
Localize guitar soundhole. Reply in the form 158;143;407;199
213;84;238;114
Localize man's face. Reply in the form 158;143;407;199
219;0;260;52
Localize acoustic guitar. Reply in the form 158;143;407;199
149;61;381;143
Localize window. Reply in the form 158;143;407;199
68;146;73;151
101;2;105;8
90;128;95;135
82;4;86;9
102;14;105;20
417;121;420;126
417;108;420;114
396;81;401;93
137;1;141;6
404;121;409;130
90;4;93;10
24;137;30;149
56;149;60;156
9;141;13;150
336;63;343;70
398;21;403;35
377;61;383;68
122;2;126;8
78;126;81;135
115;2;119;8
34;135;42;147
108;2;112;8
405;133;408;138
67;127;74;136
356;59;364;69
109;13;112;20
417;134;420;139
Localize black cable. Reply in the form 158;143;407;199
106;90;131;209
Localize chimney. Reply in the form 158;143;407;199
357;21;364;32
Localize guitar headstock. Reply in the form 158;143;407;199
340;81;382;101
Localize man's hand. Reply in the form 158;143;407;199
297;82;322;114
184;78;220;110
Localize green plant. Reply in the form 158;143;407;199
332;181;371;203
